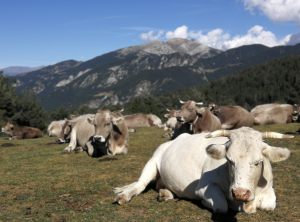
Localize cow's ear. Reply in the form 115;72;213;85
112;117;124;125
164;114;169;118
206;144;226;159
64;118;68;121
87;117;94;124
196;107;205;114
262;146;290;162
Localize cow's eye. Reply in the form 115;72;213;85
106;122;110;126
254;160;262;166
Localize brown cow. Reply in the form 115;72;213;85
124;113;161;128
1;122;43;140
209;103;254;129
174;100;221;139
251;104;300;125
84;109;129;157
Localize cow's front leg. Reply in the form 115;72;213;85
196;183;228;213
62;131;77;154
221;124;235;130
255;188;276;212
157;189;175;202
114;158;159;205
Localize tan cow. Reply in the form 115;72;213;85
250;103;279;115
1;122;43;140
84;109;129;157
251;104;300;125
57;114;95;144
174;100;221;139
209;103;254;129
124;113;161;128
47;120;65;137
114;127;292;214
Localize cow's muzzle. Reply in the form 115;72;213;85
231;188;251;202
93;135;106;143
176;116;185;123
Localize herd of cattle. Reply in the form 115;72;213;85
1;101;298;214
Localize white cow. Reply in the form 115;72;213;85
114;127;292;214
163;117;177;131
47;120;65;137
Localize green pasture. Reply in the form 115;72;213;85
0;124;300;221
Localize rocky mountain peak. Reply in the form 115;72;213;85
118;38;222;58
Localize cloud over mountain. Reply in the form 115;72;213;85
139;25;291;50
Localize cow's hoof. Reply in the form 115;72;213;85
114;194;127;205
62;150;70;154
75;147;83;153
157;189;169;202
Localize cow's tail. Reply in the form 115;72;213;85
113;182;137;194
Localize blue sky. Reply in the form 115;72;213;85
1;0;300;68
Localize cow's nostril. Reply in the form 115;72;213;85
231;188;251;202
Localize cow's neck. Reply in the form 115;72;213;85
190;114;199;133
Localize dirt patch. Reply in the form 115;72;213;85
63;200;95;211
1;187;34;201
118;208;146;217
1;143;16;147
45;211;52;217
45;199;57;203
98;157;118;162
0;205;9;213
52;216;66;222
25;210;38;215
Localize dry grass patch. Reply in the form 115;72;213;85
0;125;299;221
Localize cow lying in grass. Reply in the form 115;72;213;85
1;122;43;140
84;109;129;157
114;127;292;214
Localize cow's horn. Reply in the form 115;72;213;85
120;108;124;112
166;108;170;112
179;98;186;104
294;111;298;114
262;132;294;139
196;102;203;105
205;130;231;138
294;104;298;107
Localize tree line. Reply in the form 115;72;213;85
1;54;300;131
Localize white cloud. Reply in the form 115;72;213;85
139;30;164;41
223;25;291;49
165;26;189;39
242;0;300;26
139;25;294;50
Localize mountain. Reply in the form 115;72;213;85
11;38;300;110
1;66;45;76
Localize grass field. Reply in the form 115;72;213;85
0;124;300;221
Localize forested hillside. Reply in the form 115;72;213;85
124;54;300;119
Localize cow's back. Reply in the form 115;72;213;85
73;119;95;147
254;105;291;125
250;104;278;115
124;113;150;128
13;126;43;139
220;106;254;129
160;133;228;199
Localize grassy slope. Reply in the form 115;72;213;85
0;124;299;221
